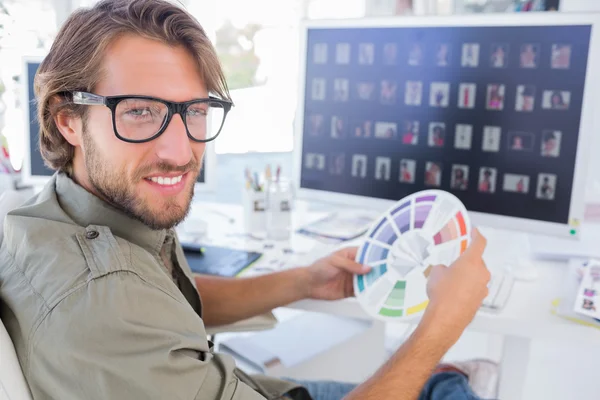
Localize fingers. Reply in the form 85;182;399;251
483;261;492;282
464;228;487;258
331;254;371;274
338;246;358;260
338;247;370;274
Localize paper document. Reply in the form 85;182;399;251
574;258;600;320
297;211;379;241
219;313;370;372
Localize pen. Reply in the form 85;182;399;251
181;243;205;255
253;172;261;191
245;167;253;190
276;165;281;182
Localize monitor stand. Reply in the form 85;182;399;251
478;226;538;282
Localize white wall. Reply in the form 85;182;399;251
560;0;600;12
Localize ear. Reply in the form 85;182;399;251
52;96;83;147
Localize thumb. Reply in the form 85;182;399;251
464;228;487;258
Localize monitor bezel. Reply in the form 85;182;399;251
21;54;48;188
293;13;600;239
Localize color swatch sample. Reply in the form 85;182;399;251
353;190;471;321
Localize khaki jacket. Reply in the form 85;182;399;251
0;173;308;400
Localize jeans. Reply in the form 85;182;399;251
289;371;481;400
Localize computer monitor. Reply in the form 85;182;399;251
293;13;599;239
21;55;53;187
20;55;216;191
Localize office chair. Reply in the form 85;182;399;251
0;190;33;400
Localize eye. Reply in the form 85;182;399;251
187;106;208;117
118;99;165;120
126;108;151;117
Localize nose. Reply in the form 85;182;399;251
154;113;193;166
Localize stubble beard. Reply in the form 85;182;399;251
81;128;199;230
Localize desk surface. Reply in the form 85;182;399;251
179;199;600;345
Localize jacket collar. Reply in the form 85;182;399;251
55;172;167;255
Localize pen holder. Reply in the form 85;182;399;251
265;177;294;241
243;186;267;235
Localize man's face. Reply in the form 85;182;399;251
72;35;207;229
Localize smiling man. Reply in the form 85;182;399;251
0;1;496;399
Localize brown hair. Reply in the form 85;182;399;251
34;0;230;173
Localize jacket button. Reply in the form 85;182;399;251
86;230;99;240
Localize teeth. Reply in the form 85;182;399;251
149;175;183;185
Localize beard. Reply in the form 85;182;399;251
81;128;200;230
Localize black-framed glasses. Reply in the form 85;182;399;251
72;91;233;143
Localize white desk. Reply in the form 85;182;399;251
179;199;600;400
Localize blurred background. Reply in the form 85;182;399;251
0;0;597;208
0;0;567;164
1;3;599;399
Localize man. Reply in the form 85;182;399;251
550;91;568;110
539;176;555;200
425;162;442;187
0;1;494;399
452;167;468;191
479;169;494;194
430;126;445;147
352;156;366;178
517;85;535;112
487;85;503;110
402;120;418;145
542;131;559;157
400;161;413;183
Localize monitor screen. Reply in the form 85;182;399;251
295;16;596;237
24;59;54;180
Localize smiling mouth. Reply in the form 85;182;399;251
145;174;185;186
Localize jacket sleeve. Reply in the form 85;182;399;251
27;270;266;400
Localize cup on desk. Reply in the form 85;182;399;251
243;185;267;235
265;177;294;241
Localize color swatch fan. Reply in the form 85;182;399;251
353;190;472;321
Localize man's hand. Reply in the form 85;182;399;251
303;247;371;301
424;228;491;340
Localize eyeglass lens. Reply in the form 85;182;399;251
114;98;226;141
